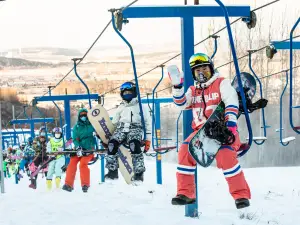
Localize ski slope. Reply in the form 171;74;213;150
1;160;300;225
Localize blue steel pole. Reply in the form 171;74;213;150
110;11;146;140
14;123;26;144
13;132;17;146
155;102;162;185
289;18;300;134
9;120;20;147
15;173;18;184
181;16;198;218
210;35;219;59
280;71;290;146
64;100;71;140
150;66;165;185
4;129;12;147
47;88;66;150
94;139;104;183
1;134;5;149
151;65;165;150
34;105;48;141
101;155;105;182
215;0;253;156
72;59;92;109
5;128;12;147
30;121;35;138
176;111;183;152
100;140;105;183
23;106;35;138
64;102;71;168
248;52;267;145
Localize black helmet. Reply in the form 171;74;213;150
120;81;137;102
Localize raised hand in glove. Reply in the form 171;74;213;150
167;65;184;88
144;140;151;153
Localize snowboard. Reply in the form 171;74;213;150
29;138;73;189
30;157;55;179
87;104;134;184
189;72;256;168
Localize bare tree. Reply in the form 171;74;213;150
204;20;215;57
265;9;275;99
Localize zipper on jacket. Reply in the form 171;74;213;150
201;88;208;120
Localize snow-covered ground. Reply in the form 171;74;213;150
1;160;300;225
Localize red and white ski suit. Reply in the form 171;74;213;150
173;73;251;200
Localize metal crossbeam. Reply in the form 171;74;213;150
34;94;99;140
122;5;250;18
271;41;300;50
2;131;31;135
35;94;99;102
141;98;173;104
10;118;54;124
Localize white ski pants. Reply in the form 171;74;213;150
46;156;65;179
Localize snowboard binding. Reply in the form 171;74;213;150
204;120;235;145
237;87;268;114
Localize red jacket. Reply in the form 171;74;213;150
172;73;239;130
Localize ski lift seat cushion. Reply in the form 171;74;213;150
246;137;267;141
281;137;296;143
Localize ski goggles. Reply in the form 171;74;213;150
79;112;87;117
52;127;62;133
120;82;135;91
189;53;211;69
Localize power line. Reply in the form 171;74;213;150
11;20;112;121
10;0;278;118
143;33;300;100
102;0;280;96
215;34;300;70
149;63;300;99
44;0;139;97
252;0;280;11
41;19;112;98
132;63;300;112
147;63;300;99
10;0;138;126
119;0;138;11
260;64;300;79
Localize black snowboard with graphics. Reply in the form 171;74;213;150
188;72;257;168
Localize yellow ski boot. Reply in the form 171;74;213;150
55;177;61;189
46;179;52;191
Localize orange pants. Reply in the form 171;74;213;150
177;130;251;200
65;155;94;187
